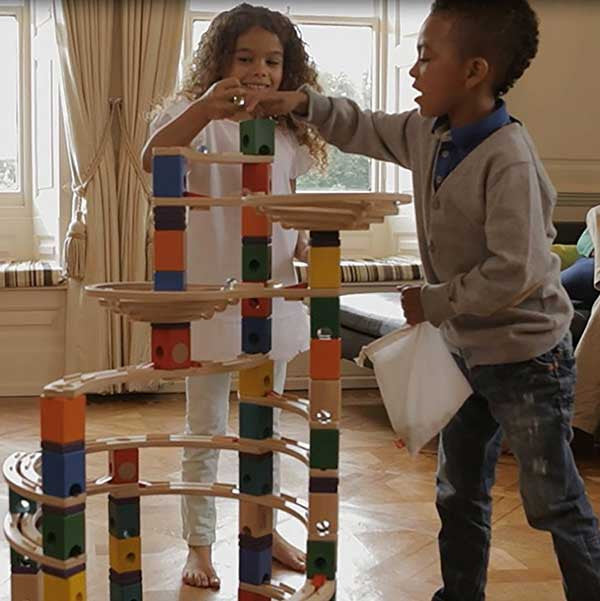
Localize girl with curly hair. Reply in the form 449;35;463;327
142;3;327;589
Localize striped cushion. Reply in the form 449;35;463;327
0;261;65;288
295;256;422;284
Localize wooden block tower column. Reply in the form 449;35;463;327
238;118;276;598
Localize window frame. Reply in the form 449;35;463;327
186;4;387;193
0;3;32;209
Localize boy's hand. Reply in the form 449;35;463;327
399;284;425;325
245;90;309;118
195;78;250;121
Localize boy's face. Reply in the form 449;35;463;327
409;14;471;119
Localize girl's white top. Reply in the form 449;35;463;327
150;97;312;361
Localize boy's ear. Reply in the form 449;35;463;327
465;57;490;89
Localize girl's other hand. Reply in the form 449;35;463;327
399;284;426;326
245;90;308;118
195;77;251;121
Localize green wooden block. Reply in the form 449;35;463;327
240;119;275;155
242;243;272;282
310;297;340;339
10;548;38;571
110;578;142;601
307;540;337;579
309;429;339;470
9;489;37;515
239;452;273;495
42;509;85;560
240;403;273;440
109;497;140;539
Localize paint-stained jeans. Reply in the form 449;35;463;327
432;334;600;601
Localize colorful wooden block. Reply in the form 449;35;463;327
240;119;275;156
307;540;337;580
242;296;272;318
310;297;340;339
109;496;140;539
239;452;273;496
239;403;273;440
242;317;272;354
309;380;342;423
239;545;272;585
153;205;186;230
153;229;186;271
109;448;139;484
43;568;86;601
242;163;272;193
310;231;340;247
10;549;38;574
40;395;86;446
308;492;339;539
242;206;272;238
11;572;41;601
239;501;273;538
308;246;341;289
238;588;270;601
41;446;85;498
309;339;341;380
238;361;274;397
309;427;339;470
151;323;191;370
152;155;186;197
109;534;142;573
153;270;186;291
109;577;142;601
42;505;85;560
9;489;37;515
242;243;272;282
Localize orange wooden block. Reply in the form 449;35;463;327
109;448;139;484
151;323;191;370
242;206;272;238
154;230;186;271
238;588;269;601
40;395;86;445
242;296;272;318
310;339;341;380
242;163;272;194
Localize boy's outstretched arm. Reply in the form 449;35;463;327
420;162;556;327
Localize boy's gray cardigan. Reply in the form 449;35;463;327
298;86;573;367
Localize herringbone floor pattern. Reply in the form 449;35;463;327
1;391;599;601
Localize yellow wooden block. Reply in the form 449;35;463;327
239;500;273;538
109;534;141;573
309;380;342;422
43;570;85;601
308;247;341;289
309;492;339;540
238;360;274;397
12;572;41;601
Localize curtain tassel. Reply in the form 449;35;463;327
63;209;87;280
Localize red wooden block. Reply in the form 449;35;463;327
109;448;139;484
242;163;272;194
40;395;86;445
151;323;191;369
154;230;186;271
310;339;341;380
242;297;272;318
238;589;269;601
242;206;272;238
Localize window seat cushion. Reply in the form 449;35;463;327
0;261;65;288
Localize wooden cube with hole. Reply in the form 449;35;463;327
310;297;340;339
242;296;272;318
238;360;274;397
242;242;272;282
40;395;86;446
42;505;85;560
11;573;40;601
242;206;272;238
109;448;139;484
43;568;86;601
108;496;140;539
239;452;273;496
153;229;186;271
109;534;142;573
308;246;341;289
151;322;191;370
309;379;342;422
239;119;275;156
41;446;85;498
309;425;340;470
308;492;339;540
242;163;272;194
309;338;341;380
307;539;337;580
239;501;273;539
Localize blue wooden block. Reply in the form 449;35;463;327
154;270;186;291
242;317;271;354
152;155;186;197
239;452;272;495
41;448;85;498
239;545;272;585
239;403;273;440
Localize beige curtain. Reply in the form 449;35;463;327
53;0;122;375
117;0;187;369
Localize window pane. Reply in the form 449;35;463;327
190;1;375;17
0;15;20;193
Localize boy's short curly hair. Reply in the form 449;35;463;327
430;0;539;96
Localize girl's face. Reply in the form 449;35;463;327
226;26;284;93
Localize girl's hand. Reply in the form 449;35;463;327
399;284;426;325
245;90;309;118
195;77;251;121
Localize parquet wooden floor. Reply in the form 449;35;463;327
1;391;599;601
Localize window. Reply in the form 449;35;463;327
188;1;379;192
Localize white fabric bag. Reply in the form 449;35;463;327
357;323;473;455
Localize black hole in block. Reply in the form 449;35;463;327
315;557;327;569
70;484;82;496
259;145;270;155
69;545;83;557
156;345;164;358
243;135;250;147
249;259;261;272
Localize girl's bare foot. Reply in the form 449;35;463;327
272;530;306;572
182;545;221;589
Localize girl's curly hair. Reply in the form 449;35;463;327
431;0;539;97
158;3;327;171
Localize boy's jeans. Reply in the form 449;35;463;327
432;334;600;601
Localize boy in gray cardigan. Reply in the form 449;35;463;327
248;0;600;599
